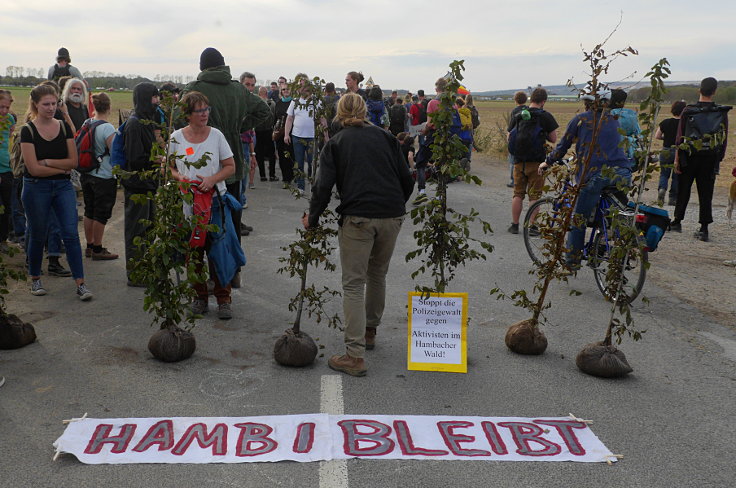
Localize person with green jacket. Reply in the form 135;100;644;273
182;48;271;287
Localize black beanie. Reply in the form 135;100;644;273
57;47;70;62
199;48;225;71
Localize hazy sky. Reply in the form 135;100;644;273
3;0;735;92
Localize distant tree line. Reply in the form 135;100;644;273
628;81;736;105
2;66;191;90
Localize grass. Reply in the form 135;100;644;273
2;86;134;127
473;100;735;188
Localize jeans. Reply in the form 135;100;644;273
11;176;26;237
241;143;249;205
507;153;515;184
22;177;84;279
292;136;313;191
657;147;678;198
567;166;632;264
339;215;403;358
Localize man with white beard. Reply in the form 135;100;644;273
59;78;88;133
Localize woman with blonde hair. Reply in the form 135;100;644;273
20;84;92;300
305;93;414;376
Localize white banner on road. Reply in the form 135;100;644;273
53;415;616;464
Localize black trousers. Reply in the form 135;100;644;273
0;171;14;242
674;154;717;225
276;140;294;183
255;130;276;179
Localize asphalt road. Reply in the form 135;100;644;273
1;154;734;488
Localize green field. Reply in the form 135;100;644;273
2;86;134;126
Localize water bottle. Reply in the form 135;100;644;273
520;108;531;121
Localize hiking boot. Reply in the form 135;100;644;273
92;248;119;260
217;302;233;320
48;260;72;277
85;247;93;258
412;193;428;206
669;221;682;232
31;279;47;296
527;225;541;237
191;299;209;315
230;271;241;289
76;283;93;301
507;223;519;234
365;327;376;350
328;354;367;377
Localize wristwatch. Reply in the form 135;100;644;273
251;152;256;156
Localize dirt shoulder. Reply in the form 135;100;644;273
475;152;735;329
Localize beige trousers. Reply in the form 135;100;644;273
339;215;404;358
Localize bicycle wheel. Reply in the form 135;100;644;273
591;231;647;304
523;197;556;266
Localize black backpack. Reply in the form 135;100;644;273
51;64;71;81
508;109;547;162
418;100;428;123
470;106;480;129
682;104;732;154
389;104;406;130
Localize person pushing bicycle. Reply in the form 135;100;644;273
538;91;633;268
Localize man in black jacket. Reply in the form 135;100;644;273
305;93;414;376
123;82;160;286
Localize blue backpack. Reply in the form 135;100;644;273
110;114;137;169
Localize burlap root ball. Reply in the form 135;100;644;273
274;328;318;367
505;318;548;355
576;341;633;378
148;325;196;362
0;314;37;350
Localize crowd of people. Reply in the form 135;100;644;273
0;47;732;380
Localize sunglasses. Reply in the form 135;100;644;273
192;107;211;114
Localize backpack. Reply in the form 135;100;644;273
51;64;71;81
389;104;406;131
682;104;732;154
470;106;480;129
508;109;547;162
74;119;109;173
109;114;137;170
418;100;428;123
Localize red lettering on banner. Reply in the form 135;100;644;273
436;421;491;457
480;421;509;455
292;422;316;454
132;420;174;453
84;423;137;454
534;420;587;456
234;422;278;457
338;420;395;456
498;422;561;456
172;423;228;456
393;420;448;456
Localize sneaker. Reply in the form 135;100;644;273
85;247;93;258
91;248;119;260
242;224;254;232
723;259;736;267
270;176;279;182
191;299;209;315
48;261;72;277
694;230;709;242
527;225;541;237
217;302;233;320
249;184;256;189
669;222;682;232
412;193;428;206
76;283;93;301
506;181;514;188
242;202;249;209
365;327;376;351
260;177;268;182
328;354;367;377
507;223;519;234
31;279;47;296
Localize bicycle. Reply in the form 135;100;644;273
522;164;648;304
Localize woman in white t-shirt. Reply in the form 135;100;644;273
169;91;236;320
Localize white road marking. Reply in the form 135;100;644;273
319;374;348;488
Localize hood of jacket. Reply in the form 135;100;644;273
133;82;159;120
196;66;234;85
